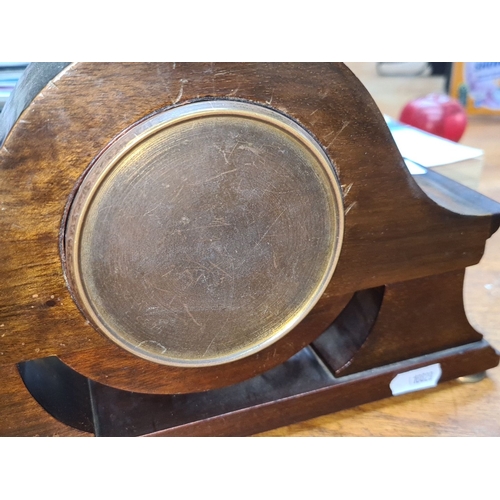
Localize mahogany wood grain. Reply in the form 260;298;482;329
7;338;497;437
146;341;499;437
59;293;352;394
315;270;484;376
1;63;499;436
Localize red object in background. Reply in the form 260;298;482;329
399;93;468;142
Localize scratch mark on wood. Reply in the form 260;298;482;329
174;79;188;104
47;81;59;91
345;201;357;215
327;121;350;148
342;182;354;197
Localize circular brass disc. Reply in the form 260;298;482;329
64;100;344;367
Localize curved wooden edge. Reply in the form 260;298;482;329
311;286;385;371
334;270;484;376
414;167;500;234
0;363;92;437
58;293;353;394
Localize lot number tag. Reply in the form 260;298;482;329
390;363;442;396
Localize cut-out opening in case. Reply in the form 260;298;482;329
312;286;386;374
17;288;385;436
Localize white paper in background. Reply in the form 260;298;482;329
404;159;427;175
390;363;442;396
384;115;483;167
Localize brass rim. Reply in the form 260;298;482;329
64;100;344;367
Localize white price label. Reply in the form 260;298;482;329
390;363;442;396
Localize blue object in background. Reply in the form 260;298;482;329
0;63;29;110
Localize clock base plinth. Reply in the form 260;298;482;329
7;339;498;437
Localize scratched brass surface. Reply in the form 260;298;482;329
64;100;344;367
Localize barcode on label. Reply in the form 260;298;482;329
390;363;442;396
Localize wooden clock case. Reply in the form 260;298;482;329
0;63;498;436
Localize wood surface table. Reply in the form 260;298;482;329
257;62;500;437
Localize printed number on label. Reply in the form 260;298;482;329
390;363;442;396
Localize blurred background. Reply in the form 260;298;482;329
0;62;28;110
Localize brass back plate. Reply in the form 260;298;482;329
64;100;344;366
